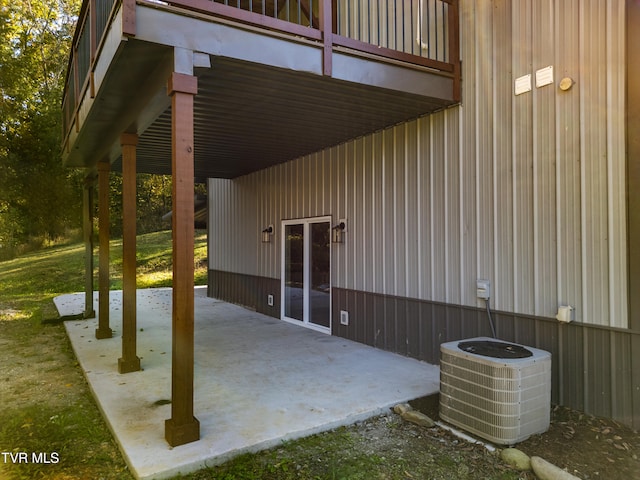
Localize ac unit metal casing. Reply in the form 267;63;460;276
439;337;551;445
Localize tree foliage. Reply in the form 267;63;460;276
108;173;174;237
0;0;83;254
0;1;206;258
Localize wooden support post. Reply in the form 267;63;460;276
122;0;137;37
83;176;96;319
96;161;113;339
447;0;461;103
118;133;141;374
319;0;333;76
165;71;200;447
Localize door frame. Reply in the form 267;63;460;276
280;216;332;334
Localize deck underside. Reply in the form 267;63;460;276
63;2;457;178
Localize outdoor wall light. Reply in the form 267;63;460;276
261;225;273;243
332;220;346;244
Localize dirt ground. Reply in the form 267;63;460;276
406;395;640;479
1;316;639;480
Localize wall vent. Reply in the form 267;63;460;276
439;337;551;445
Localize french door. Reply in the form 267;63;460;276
281;217;331;333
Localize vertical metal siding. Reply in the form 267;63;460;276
405;122;420;300
511;0;535;317
417;117;432;300
554;0;583;325
382;129;395;295
605;0;627;328
532;0;557;318
209;0;628;329
492;0;514;313
208;177;257;275
458;0;478;307
430;113;446;303
444;109;461;304
349;141;358;290
394;124;407;297
474;0;494;314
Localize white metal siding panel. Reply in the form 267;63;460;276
371;132;384;293
417;117;433;300
362;136;374;293
475;0;495;309
382;129;395;295
334;144;347;287
532;0;558;317
430;114;446;303
405;121;420;300
394;124;408;297
346;141;357;291
445;109;462;305
492;0;514;313
459;0;478;307
208;177;257;275
580;0;609;325
512;0;535;315
352;139;363;291
606;0;628;329
554;0;583;323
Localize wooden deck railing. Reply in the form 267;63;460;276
62;0;118;139
62;0;460;146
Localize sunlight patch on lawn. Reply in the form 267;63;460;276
0;308;30;321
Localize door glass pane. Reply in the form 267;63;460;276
309;222;330;327
284;224;304;321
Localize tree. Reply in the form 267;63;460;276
0;0;82;254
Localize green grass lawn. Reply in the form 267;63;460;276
0;229;208;323
0;230;208;479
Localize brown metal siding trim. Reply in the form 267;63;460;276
207;269;280;319
331;286;640;429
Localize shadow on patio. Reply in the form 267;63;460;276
55;287;440;480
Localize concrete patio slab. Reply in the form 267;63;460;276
55;287;440;480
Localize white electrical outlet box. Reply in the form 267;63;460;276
340;310;349;326
477;279;491;300
267;294;274;307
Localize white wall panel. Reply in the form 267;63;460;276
208;177;257;275
444;108;461;305
532;0;557;318
474;0;495;310
405;122;420;300
605;0;628;328
430;114;446;303
394;124;407;297
511;0;535;316
458;0;478;308
417;117;432;300
209;0;628;328
554;0;582;320
580;0;609;326
492;0;514;313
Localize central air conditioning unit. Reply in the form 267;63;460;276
439;337;551;445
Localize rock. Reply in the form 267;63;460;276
500;448;531;471
393;403;413;415
400;409;436;428
531;456;582;480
